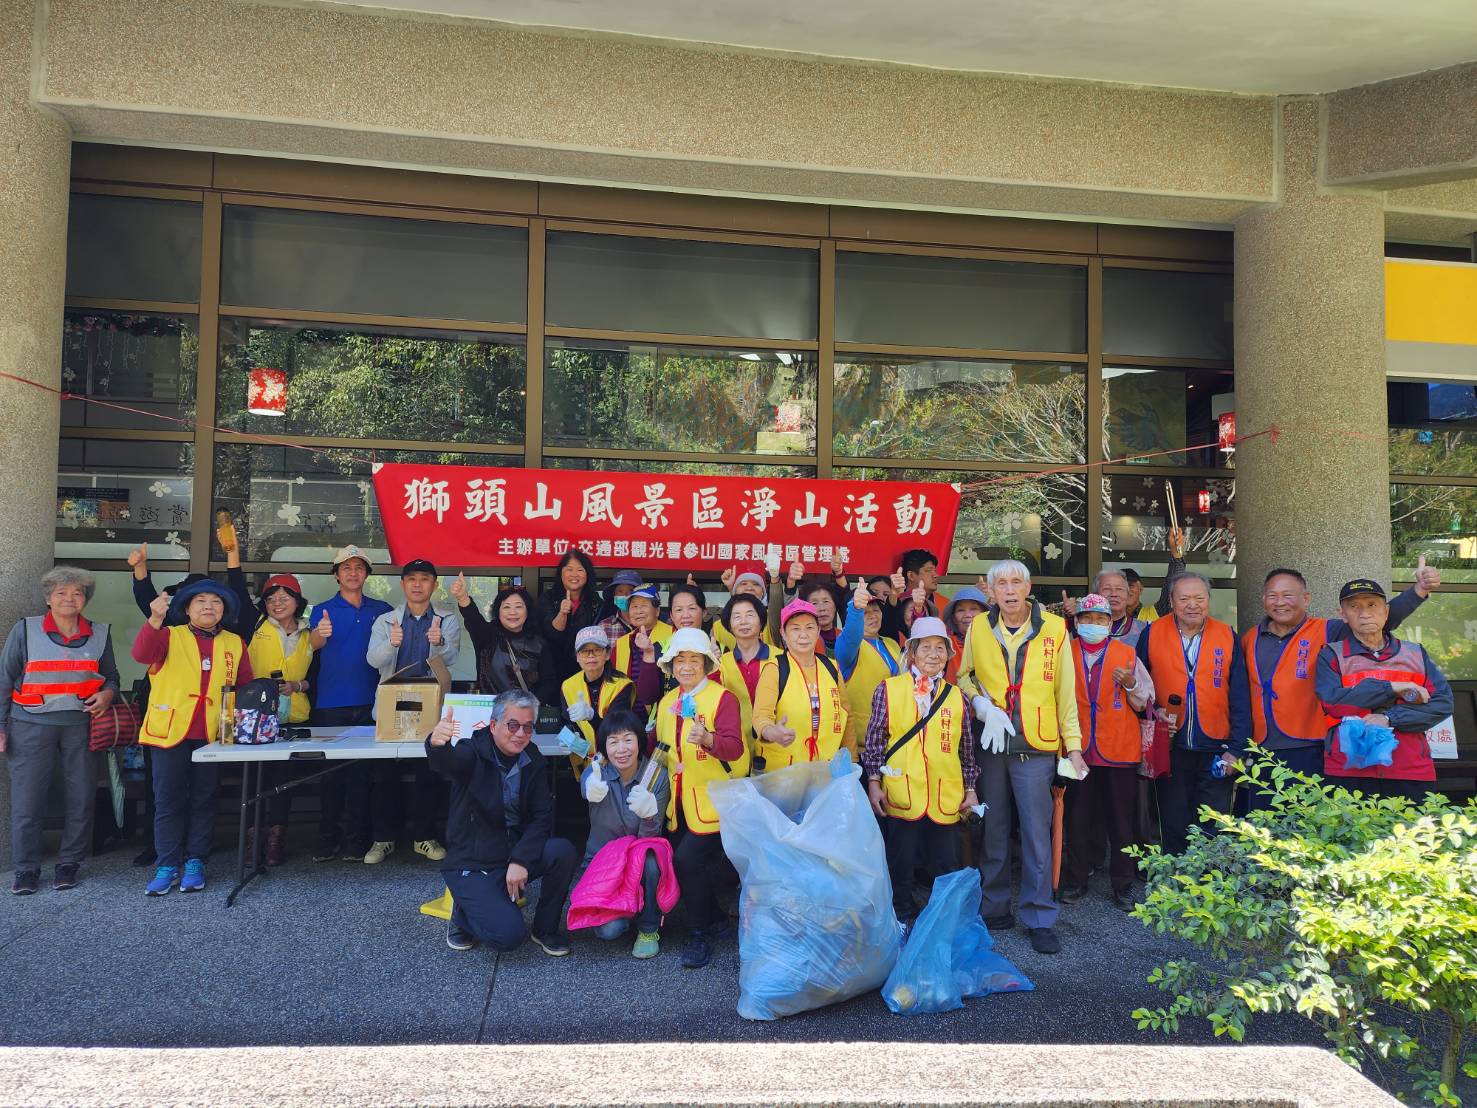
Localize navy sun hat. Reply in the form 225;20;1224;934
167;577;239;626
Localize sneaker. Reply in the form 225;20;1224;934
680;932;713;969
265;825;287;867
632;931;660;959
1058;883;1090;903
983;913;1015;931
342;841;371;862
363;841;395;864
10;870;40;896
180;858;206;893
413;839;447;862
53;864;80;891
529;930;571;957
312;834;341;863
1112;888;1136;912
707;919;735;943
1028;926;1061;955
132;845;156;867
446;920;477;952
145;866;180;896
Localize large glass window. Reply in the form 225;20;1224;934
545;232;818;340
1378;591;1477;681
60;310;198;431
1388;379;1477;477
544;340;816;456
1102;474;1236;580
834;355;1083;462
56;439;194;562
1103;365;1234;468
835;252;1086;353
216;320;525;444
1102;268;1232;360
221;207;528;322
545;457;814;479
73;570;189;691
837;466;1087;578
66;194;202;303
1391;483;1477;583
212;444;521;565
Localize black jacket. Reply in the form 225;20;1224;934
426;731;552;873
536;587;602;682
459;601;560;703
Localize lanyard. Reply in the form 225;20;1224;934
1179;631;1202;738
800;663;821;759
867;637;901;677
1079;646;1105;739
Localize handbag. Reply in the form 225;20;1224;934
89;699;142;752
1138;706;1172;780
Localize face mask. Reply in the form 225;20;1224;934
1077;623;1111;645
614;595;630;613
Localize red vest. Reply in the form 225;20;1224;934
1072;638;1141;766
1242;619;1329;744
1322;638;1435;782
1145;617;1235;743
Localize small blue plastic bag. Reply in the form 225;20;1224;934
1337;716;1397;769
882;868;1034;1015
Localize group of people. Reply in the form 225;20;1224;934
0;533;1454;974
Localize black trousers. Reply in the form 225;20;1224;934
884;816;960;919
306;704;374;842
1061;765;1138;892
671;826;726;933
444;838;578;950
1155;747;1234;855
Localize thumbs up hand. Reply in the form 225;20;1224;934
890;566;906;594
388;618;404;648
449;572;469;605
1415;552;1441;598
429;706;459;747
309;609;333;648
720;565;737;591
147;592;171;627
1060;589;1078;617
853;580;873;610
583;755;610;803
427;614;444;646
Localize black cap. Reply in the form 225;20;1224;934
401;559;437;578
1121;568;1143;585
1339;578;1387;602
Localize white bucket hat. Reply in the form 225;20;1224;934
906;615;956;657
658;627;721;675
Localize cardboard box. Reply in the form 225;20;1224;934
373;657;451;743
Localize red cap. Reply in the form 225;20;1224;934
262;573;303;597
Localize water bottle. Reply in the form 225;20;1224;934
271;669;290;720
1161;694;1182;733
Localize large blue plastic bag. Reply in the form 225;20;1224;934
1337;716;1397;769
882;868;1034;1015
709;752;901;1021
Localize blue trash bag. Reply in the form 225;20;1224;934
708;752;901;1021
1337;716;1397;769
882;868;1034;1015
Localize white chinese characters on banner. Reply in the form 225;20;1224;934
580;482;624;528
403;478;450;524
464;477;508;525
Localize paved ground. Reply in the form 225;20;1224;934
1;830;1324;1052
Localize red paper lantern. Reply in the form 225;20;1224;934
247;367;287;417
1218;411;1236;453
1197;490;1212;514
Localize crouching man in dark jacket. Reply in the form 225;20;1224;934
427;688;575;956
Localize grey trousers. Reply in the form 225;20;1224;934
977;750;1058;930
6;717;95;872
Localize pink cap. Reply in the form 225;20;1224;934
780;598;820;627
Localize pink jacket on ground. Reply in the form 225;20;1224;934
566;836;680;931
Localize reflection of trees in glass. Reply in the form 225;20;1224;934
1101;476;1236;566
547;457;812;480
833;359;1083;463
61;311;198;415
1391;483;1477;579
1393;594;1477;680
1389;429;1477;479
545;345;815;455
839;466;1085;577
217;325;525;444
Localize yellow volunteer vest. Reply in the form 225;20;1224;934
754;653;848;770
845;636;903;753
612;622;673;677
560;670;633;771
656;680;750;834
1137;604;1160;624
717;644;771;750
879;674;966;825
963;608;1068;754
141;624;246;748
246;619;313;723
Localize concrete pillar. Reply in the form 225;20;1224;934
0;0;72;868
1234;98;1387;621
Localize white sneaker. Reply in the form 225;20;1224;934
363;841;395;864
414;839;447;862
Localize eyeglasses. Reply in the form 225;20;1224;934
501;720;537;735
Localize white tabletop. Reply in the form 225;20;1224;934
193;725;576;763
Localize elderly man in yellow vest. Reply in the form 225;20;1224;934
958;559;1085;955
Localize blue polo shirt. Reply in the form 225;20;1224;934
310;591;394;709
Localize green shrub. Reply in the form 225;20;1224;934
1131;756;1477;1105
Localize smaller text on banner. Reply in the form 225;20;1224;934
372;464;962;573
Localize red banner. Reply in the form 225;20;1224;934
371;463;962;574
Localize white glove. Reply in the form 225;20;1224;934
627;783;659;820
566;698;595;723
972;695;1015;755
583;758;609;803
